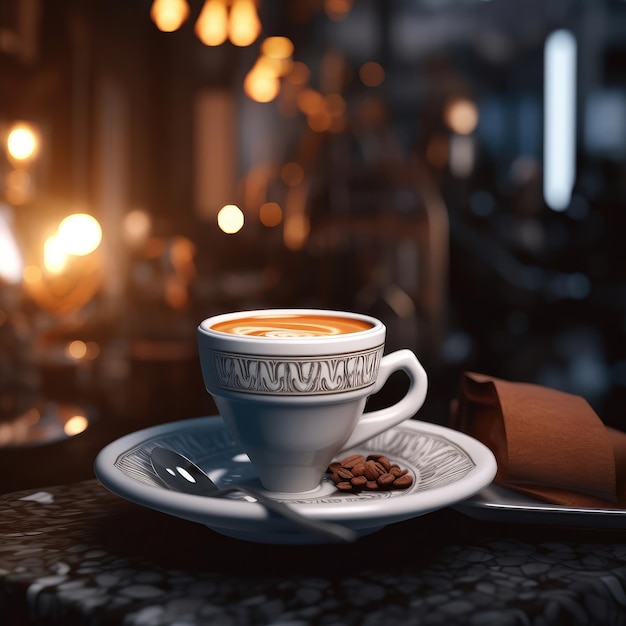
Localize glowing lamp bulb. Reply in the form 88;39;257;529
150;0;189;32
228;0;261;47
195;0;228;46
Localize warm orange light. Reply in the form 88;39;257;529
43;235;67;274
307;111;333;133
123;209;151;245
324;0;353;21
57;214;102;256
64;340;100;362
64;415;88;437
444;98;479;135
296;89;325;116
359;61;385;87
284;214;309;250
259;202;283;227
195;0;228;46
22;264;42;284
217;204;244;234
66;340;88;360
244;62;280;103
259;54;293;78
150;0;190;32
261;36;294;60
165;275;189;310
169;236;196;279
6;123;39;162
228;0;261;47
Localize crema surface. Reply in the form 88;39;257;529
211;314;373;337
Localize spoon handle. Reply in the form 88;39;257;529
215;486;358;543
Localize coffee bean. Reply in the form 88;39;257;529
336;467;354;480
336;481;354;491
340;454;365;469
327;452;413;493
351;462;366;477
377;473;396;487
393;474;413;489
390;466;408;477
373;454;391;472
350;476;367;489
364;460;385;481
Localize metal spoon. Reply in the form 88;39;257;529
150;446;357;543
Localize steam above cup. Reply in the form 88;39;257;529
197;309;428;493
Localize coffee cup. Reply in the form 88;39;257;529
197;309;428;493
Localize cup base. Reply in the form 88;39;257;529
261;482;328;500
256;465;329;494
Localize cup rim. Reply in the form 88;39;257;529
198;308;384;344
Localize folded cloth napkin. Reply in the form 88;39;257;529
451;372;626;509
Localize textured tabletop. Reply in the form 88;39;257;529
0;479;626;625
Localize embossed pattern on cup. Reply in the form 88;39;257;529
212;345;384;396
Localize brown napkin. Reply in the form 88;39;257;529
451;372;626;509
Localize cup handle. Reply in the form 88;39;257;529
339;349;428;451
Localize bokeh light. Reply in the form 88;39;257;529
244;60;281;103
66;340;88;360
57;214;102;256
228;0;261;47
195;0;228;46
6;124;39;162
297;89;326;116
123;209;152;245
324;0;353;21
283;214;310;250
64;414;88;437
261;36;294;60
217;204;244;234
444;98;479;135
64;340;100;361
359;61;385;87
259;202;283;227
150;0;189;32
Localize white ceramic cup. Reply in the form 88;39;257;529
197;309;428;493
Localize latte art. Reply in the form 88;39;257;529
235;326;337;337
211;314;373;337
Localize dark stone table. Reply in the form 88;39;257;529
1;479;626;625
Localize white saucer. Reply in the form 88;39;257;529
94;416;497;544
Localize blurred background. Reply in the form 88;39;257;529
0;0;625;491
